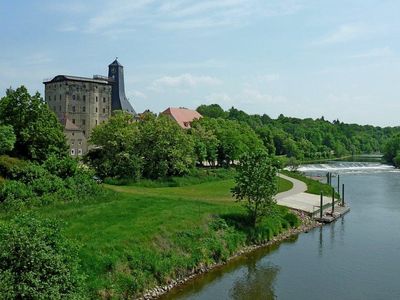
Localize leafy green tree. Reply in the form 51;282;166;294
232;152;278;227
0;86;68;162
189;122;219;166
196;104;227;119
0;214;85;299
138;114;195;179
384;134;400;167
0;125;16;155
86;111;142;179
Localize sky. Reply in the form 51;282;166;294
1;0;399;126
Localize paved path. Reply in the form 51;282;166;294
276;173;336;215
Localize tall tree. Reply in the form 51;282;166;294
138;114;195;179
86;111;142;179
232;152;278;227
0;86;68;162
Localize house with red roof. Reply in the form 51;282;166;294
161;107;202;129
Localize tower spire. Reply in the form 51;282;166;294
108;59;136;115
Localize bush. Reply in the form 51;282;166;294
0;180;34;204
0;214;85;299
43;155;78;178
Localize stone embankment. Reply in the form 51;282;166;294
138;210;320;300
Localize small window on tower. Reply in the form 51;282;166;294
103;108;105;113
83;95;86;101
72;119;75;124
96;107;98;113
72;106;76;112
82;106;86;112
96;96;98;102
82;119;85;125
103;97;106;103
60;95;62;100
48;96;51;101
72;95;76;100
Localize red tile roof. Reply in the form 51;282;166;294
162;107;202;129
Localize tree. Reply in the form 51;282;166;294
196;104;227;119
231;152;278;227
86;111;142;179
384;134;400;167
0;214;85;299
189;122;218;166
0;125;16;154
138;114;195;179
0;86;68;162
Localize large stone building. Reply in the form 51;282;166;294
43;59;136;156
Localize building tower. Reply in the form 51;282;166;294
108;59;136;114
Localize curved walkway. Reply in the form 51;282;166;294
276;173;333;215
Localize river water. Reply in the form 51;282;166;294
162;161;400;300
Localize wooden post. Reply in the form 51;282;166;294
320;192;323;218
331;187;335;213
337;174;340;198
342;184;345;206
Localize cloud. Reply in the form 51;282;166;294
314;23;372;45
151;73;221;90
241;88;287;104
350;47;394;59
205;92;234;105
131;90;147;99
57;24;78;32
61;0;304;35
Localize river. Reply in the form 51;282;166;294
161;161;400;300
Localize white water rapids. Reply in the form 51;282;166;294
297;161;399;174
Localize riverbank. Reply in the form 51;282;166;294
140;210;320;300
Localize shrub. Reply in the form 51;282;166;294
0;214;85;299
43;155;78;178
0;180;34;204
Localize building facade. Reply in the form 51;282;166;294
43;59;136;156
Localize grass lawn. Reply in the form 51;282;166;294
1;173;294;298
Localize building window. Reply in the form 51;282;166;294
72;132;75;136
95;120;98;125
103;108;106;113
83;95;86;101
72;119;75;124
78;141;82;145
96;96;98;102
83;130;85;135
96;107;98;113
48;96;51;101
82;119;85;125
72;106;76;112
78;149;83;156
103;97;106;103
70;149;75;156
54;95;56;101
72;95;76;100
53;106;56;111
82;106;86;112
59;94;62;100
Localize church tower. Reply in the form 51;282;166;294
108;59;136;114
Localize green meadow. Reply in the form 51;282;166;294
2;171;295;298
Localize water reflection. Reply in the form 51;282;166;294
230;262;279;300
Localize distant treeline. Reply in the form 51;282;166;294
196;104;400;162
